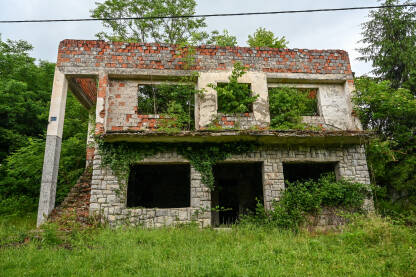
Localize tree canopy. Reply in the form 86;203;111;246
247;27;288;48
358;0;416;91
91;0;207;44
0;36;89;215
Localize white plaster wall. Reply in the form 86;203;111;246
196;71;270;129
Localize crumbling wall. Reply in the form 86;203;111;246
57;40;352;75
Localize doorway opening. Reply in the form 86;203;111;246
211;162;263;226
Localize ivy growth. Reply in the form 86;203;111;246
268;87;319;130
209;62;258;114
177;142;257;190
97;139;258;191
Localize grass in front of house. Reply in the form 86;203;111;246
0;214;415;277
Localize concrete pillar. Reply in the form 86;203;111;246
85;111;96;167
37;67;68;227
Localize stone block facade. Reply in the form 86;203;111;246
89;144;371;227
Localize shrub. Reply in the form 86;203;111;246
240;173;370;230
268;87;318;130
209;62;258;114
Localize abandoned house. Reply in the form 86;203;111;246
37;39;372;227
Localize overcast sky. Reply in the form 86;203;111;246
0;0;381;76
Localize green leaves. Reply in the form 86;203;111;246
209;62;258;114
247;27;288;49
268;87;318;130
206;30;237;47
241;173;369;230
91;0;207;44
359;0;416;91
354;77;416;220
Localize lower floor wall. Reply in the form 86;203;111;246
89;144;371;227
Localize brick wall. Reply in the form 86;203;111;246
58;40;352;75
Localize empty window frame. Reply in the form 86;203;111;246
137;84;195;129
127;164;190;208
216;83;254;113
282;162;337;186
137;84;195;114
268;87;319;117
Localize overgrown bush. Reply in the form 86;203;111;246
240;173;370;230
268;87;318;130
209;62;258;114
137;84;197;130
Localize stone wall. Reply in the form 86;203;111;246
90;143;371;227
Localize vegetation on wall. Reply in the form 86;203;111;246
98;140;257;191
137;84;196;130
240;173;370;230
208;62;258;114
268;87;318;130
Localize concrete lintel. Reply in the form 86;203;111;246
102;130;370;145
266;73;352;84
61;67;195;79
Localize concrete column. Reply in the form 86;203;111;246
37;67;68;227
85;111;96;167
95;71;109;134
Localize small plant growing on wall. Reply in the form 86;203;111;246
268;87;318;130
209;62;259;114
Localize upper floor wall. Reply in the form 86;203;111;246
57;40;352;75
55;40;361;134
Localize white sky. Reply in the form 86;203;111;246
0;0;381;76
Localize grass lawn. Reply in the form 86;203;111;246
0;214;415;276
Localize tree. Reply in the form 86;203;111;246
0;37;89;215
247;27;288;48
91;0;207;44
206;30;237;47
0;36;54;162
353;77;416;219
358;0;416;91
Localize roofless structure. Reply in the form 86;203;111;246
37;40;371;227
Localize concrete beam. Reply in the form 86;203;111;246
37;67;68;227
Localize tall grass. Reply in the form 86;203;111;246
0;214;415;276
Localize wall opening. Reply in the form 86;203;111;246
127;164;190;208
212;162;263;226
217;83;254;113
283;162;337;186
137;84;196;130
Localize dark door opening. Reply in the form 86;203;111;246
127;164;190;208
212;162;263;226
283;162;337;186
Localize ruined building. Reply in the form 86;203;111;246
37;40;371;227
